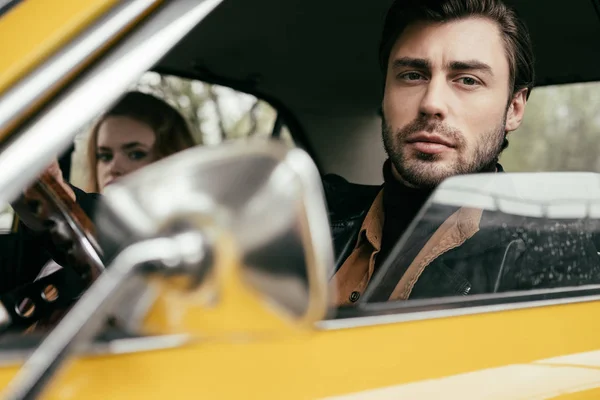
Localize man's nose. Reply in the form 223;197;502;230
419;76;449;119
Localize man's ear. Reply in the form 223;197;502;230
505;88;528;132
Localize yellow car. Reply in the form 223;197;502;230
0;0;600;399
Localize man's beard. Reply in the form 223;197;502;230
381;114;506;189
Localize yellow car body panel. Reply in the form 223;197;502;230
0;0;163;141
0;0;118;96
2;294;600;398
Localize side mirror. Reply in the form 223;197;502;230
98;139;334;323
4;140;335;399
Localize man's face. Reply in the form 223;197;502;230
382;17;525;188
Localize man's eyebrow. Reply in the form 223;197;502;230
391;57;431;70
447;60;494;76
97;146;112;152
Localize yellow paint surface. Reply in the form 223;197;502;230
1;294;600;398
0;0;118;95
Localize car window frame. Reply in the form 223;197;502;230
321;284;600;329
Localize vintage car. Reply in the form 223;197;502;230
0;0;600;399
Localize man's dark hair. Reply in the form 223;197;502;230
379;0;535;100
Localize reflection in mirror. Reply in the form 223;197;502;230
363;173;600;304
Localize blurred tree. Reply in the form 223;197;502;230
501;81;600;172
135;72;277;145
70;72;279;188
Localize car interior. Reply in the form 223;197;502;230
1;0;600;338
48;0;600;185
152;0;600;183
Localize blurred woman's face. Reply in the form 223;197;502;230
95;116;157;191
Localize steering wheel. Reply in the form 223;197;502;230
3;173;105;331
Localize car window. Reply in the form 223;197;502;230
0;70;301;234
0;72;294;235
362;173;600;303
69;72;295;190
500;81;600;172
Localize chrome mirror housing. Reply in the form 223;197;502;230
97;139;334;322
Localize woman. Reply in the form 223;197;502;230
1;92;196;327
86;91;196;193
14;91;195;286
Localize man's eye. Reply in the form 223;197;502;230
400;72;425;81
128;151;148;161
96;153;112;162
457;77;480;86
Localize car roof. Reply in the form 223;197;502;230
156;0;600;183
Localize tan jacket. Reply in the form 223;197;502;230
330;189;483;306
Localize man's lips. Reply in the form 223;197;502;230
405;133;455;154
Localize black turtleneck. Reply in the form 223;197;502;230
374;160;433;271
368;161;505;301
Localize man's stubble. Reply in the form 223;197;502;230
381;113;506;189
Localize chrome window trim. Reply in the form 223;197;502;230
0;0;223;206
318;284;600;330
0;0;160;136
0;333;191;367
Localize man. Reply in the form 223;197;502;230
326;0;536;305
